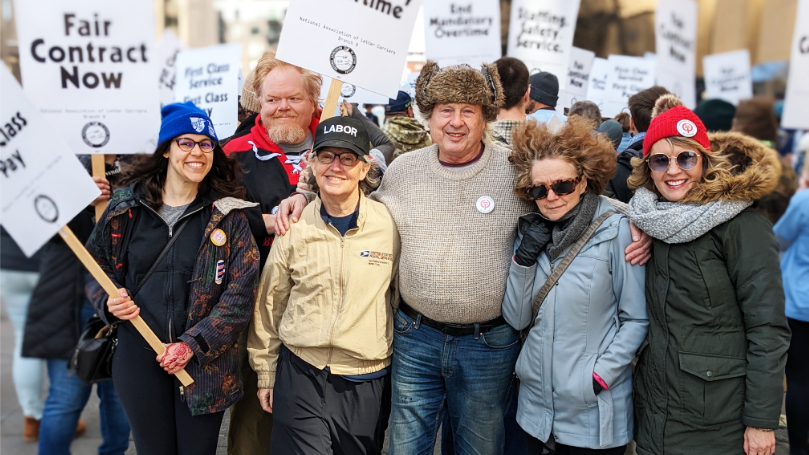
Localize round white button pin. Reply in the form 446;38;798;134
476;196;495;214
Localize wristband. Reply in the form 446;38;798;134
751;428;774;432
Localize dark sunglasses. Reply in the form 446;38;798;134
526;177;581;200
647;151;700;172
175;137;215;153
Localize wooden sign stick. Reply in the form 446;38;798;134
91;155;107;221
320;79;344;122
58;225;194;386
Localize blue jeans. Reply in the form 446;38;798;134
38;305;130;455
389;308;520;455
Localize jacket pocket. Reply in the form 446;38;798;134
677;352;747;426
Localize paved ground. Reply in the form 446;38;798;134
1;303;790;455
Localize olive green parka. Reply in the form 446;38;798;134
632;132;791;455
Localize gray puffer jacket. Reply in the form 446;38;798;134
502;196;648;449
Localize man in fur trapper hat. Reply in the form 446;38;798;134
274;61;653;454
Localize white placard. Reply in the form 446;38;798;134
585;57;610;114
174;44;241;139
603;55;657;117
157;29;186;108
320;76;390;117
276;0;424;99
655;0;697;108
404;72;420;99
781;0;809;129
423;0;501;67
562;47;595;109
0;66;101;257
703;50;753;106
14;0;160;155
506;0;582;90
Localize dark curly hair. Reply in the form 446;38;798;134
509;116;617;201
119;140;246;208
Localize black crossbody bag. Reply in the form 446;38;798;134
70;213;191;385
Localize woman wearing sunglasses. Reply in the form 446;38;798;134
502;116;649;455
627;95;790;455
86;102;260;455
249;116;396;454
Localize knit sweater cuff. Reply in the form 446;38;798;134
256;371;276;389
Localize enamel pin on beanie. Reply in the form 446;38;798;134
642;94;711;157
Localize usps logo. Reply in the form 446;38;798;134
360;251;370;258
190;117;206;133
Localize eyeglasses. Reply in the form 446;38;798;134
316;150;360;167
175;137;215;153
647;151;700;172
526;177;581;200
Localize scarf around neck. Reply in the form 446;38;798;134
546;192;600;261
628;186;752;244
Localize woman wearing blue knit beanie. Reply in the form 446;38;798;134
85;102;260;455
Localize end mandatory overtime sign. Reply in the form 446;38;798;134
14;0;160;155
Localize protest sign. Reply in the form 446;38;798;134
422;0;501;67
506;0;581;89
1;65;195;386
0;66;100;256
703;49;753;106
174;44;241;139
780;0;809;129
585;57;610;113
157;29;187;107
14;0;160;155
602;55;656;117
276;0;424;99
319;77;389;117
559;47;595;110
655;0;697;108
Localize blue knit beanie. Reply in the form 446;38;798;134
158;102;218;146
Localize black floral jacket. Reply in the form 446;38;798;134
86;186;260;415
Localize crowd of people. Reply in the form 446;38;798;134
1;49;807;455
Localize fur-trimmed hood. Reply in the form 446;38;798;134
682;131;781;204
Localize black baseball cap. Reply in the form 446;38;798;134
313;116;370;157
386;90;412;113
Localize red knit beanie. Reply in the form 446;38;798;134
643;96;711;157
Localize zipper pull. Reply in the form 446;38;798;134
179;386;185;402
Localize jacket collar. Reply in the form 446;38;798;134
313;192;368;234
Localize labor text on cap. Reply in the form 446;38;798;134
323;124;358;137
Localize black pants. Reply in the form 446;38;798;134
272;345;391;455
526;434;626;455
787;318;809;455
112;326;225;455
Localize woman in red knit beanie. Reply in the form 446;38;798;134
627;95;790;455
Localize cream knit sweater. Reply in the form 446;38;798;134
371;142;533;323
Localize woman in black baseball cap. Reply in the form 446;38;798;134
249;116;397;454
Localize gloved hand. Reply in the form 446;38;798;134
514;218;552;266
593;378;604;395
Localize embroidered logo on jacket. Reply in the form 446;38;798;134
359;250;393;266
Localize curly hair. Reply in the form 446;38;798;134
252;51;322;111
119;141;246;209
626;136;729;201
509;116;617;201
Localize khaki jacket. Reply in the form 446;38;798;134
248;194;400;388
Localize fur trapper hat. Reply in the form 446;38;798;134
415;61;504;122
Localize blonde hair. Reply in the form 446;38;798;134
627;136;731;202
252;52;322;111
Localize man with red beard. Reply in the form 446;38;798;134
223;52;323;455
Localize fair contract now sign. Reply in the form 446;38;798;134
276;0;424;99
14;0;160;155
